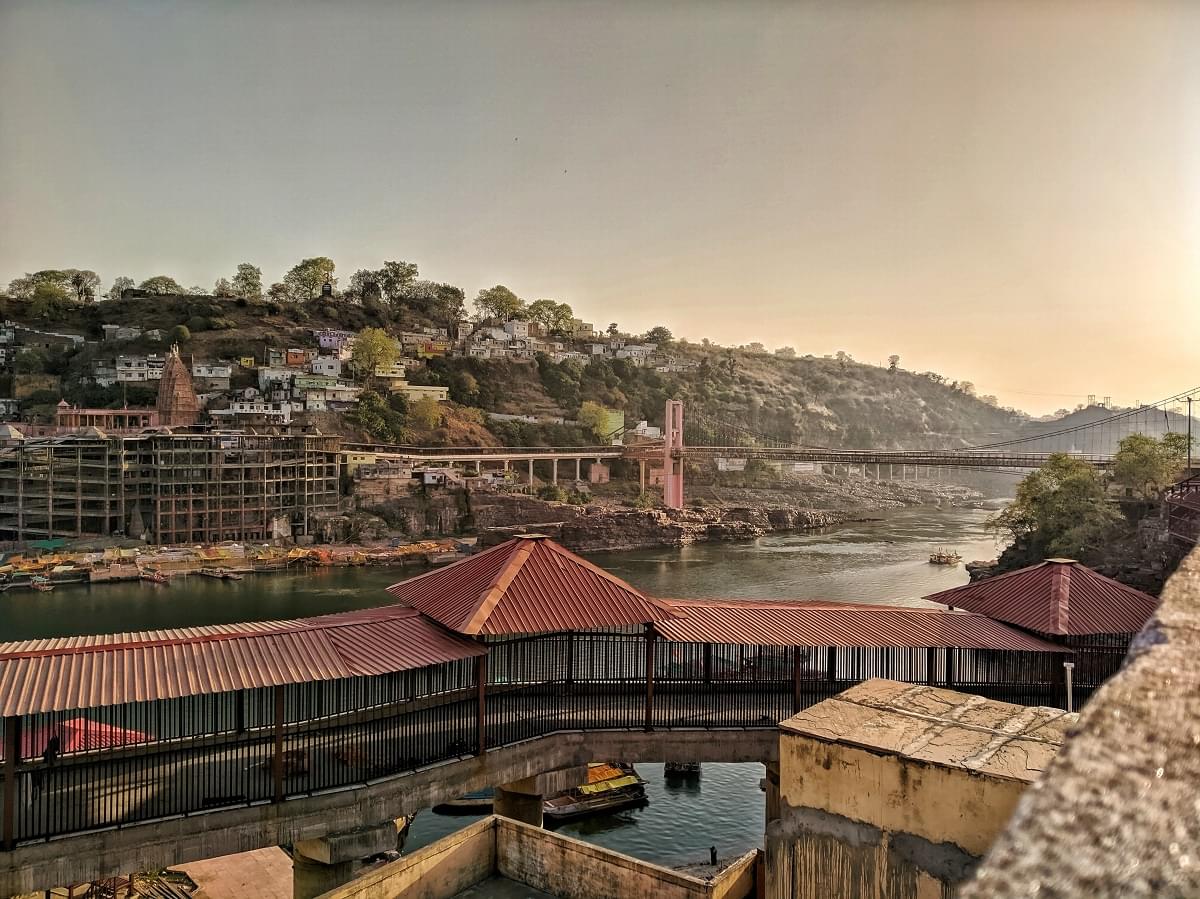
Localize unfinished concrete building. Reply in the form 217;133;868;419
0;432;340;544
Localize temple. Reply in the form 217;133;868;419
155;344;201;427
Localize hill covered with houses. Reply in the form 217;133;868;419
0;262;1026;449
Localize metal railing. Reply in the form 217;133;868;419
0;633;1126;847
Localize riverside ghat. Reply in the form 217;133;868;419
0;534;1160;897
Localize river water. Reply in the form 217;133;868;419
0;505;1003;869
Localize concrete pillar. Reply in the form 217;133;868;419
528;459;534;485
764;761;781;826
551;458;558;485
494;784;544;828
575;458;581;481
291;821;399;899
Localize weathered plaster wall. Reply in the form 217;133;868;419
962;545;1200;898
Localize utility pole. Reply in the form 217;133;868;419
1188;396;1194;474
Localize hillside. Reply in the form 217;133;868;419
0;291;1025;450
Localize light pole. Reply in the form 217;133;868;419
1188;396;1194;474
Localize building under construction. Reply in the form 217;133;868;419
0;431;341;544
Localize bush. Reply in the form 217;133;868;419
185;316;210;332
171;325;191;344
633;491;657;509
537;485;568;503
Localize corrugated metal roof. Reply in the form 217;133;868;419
0;606;484;717
385;535;676;636
923;560;1159;636
654;598;1066;652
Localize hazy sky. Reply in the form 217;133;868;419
2;1;1198;414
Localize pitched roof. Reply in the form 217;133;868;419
0;605;484;717
923;559;1159;636
385;535;675;635
654;598;1065;652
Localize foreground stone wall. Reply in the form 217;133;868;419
317;816;757;899
766;681;1073;899
961;545;1200;898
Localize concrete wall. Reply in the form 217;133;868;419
318;818;494;899
316;817;757;899
0;727;775;896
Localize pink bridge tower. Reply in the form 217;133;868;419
663;399;685;509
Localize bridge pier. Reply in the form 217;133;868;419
576;458;582;481
552;459;558;486
291;820;400;899
528;459;534;486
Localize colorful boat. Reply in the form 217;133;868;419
929;550;962;566
543;763;647;821
141;570;170;585
30;576;54;593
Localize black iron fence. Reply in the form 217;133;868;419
0;633;1126;847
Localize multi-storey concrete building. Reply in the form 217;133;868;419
0;432;340;544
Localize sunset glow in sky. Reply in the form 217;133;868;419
2;1;1198;414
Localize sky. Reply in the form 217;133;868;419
2;1;1198;415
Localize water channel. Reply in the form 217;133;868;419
0;505;1005;869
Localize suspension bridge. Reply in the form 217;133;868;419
345;386;1197;510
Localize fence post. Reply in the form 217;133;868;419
926;647;937;685
792;647;803;713
3;716;19;850
702;643;713;684
644;627;656;731
476;653;488;756
825;646;837;684
945;648;956;688
272;686;285;804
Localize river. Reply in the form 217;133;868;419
0;505;1003;869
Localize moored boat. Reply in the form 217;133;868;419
30;576;54;593
543;762;647;822
141;570;170;585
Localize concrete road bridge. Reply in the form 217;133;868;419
0;536;1149;897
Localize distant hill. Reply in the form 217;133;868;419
1007;404;1193;456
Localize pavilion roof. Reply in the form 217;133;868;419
0;605;484;717
923;559;1159;636
654;598;1065;652
385;535;675;636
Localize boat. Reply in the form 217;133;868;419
928;550;962;566
30;576;54;593
141;570;170;585
433;788;495;815
199;568;243;580
664;761;701;778
543;763;647;822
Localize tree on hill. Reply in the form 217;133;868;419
645;326;673;344
231;263;263;299
8;269;95;302
408;396;442;430
29;281;73;319
888;354;900;372
1112;432;1191;499
138;275;186;295
213;278;234;297
106;276;134;301
527;299;574;334
606;323;619;337
66;270;99;303
987;454;1121;560
349;327;399;383
474;285;524;321
282;257;336;302
578;401;614;441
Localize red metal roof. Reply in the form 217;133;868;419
654;598;1065;652
923;560;1159;636
0;606;484;717
385;535;676;635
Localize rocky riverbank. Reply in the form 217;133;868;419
468;475;985;552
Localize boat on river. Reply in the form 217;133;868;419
30;576;54;593
928;550;962;566
141;570;170;585
543;763;647;822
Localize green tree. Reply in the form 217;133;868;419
171;324;191;344
282;257;336;302
137;275;186;295
1112;432;1191;498
987;454;1122;559
577;400;613;441
378;260;419;304
645;326;673;344
349;327;400;382
231;263;263;299
888;354;900;372
106;276;134;301
213;277;234;297
66;269;100;303
351;389;408;443
29;282;73;319
606;323;620;337
409;396;442;430
527;299;574;333
474;285;524;321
